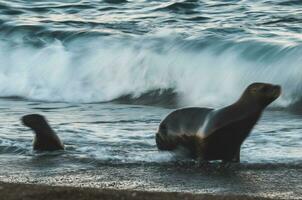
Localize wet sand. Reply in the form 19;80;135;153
1;163;301;200
0;182;278;200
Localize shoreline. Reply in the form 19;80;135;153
0;182;280;200
1;162;301;200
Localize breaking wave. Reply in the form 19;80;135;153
0;33;302;109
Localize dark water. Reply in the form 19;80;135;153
0;0;302;199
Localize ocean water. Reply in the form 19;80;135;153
0;0;302;198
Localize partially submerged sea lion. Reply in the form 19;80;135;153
156;83;281;163
22;114;64;151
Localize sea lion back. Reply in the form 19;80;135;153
156;107;212;154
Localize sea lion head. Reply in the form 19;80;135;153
240;82;281;108
22;114;49;131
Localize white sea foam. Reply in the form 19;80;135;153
0;36;301;107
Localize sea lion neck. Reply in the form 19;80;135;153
32;120;54;136
235;92;264;112
234;99;262;111
222;98;263;120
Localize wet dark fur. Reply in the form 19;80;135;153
155;83;281;163
22;114;64;151
196;113;260;162
156;107;212;157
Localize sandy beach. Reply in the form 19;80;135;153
1;163;301;200
0;182;280;200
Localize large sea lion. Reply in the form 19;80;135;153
22;114;64;151
156;83;281;163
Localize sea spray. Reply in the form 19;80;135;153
0;35;302;108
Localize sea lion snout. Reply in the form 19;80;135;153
265;84;281;100
272;85;281;98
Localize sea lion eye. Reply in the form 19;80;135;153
250;87;258;93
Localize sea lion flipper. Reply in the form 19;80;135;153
234;150;240;163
